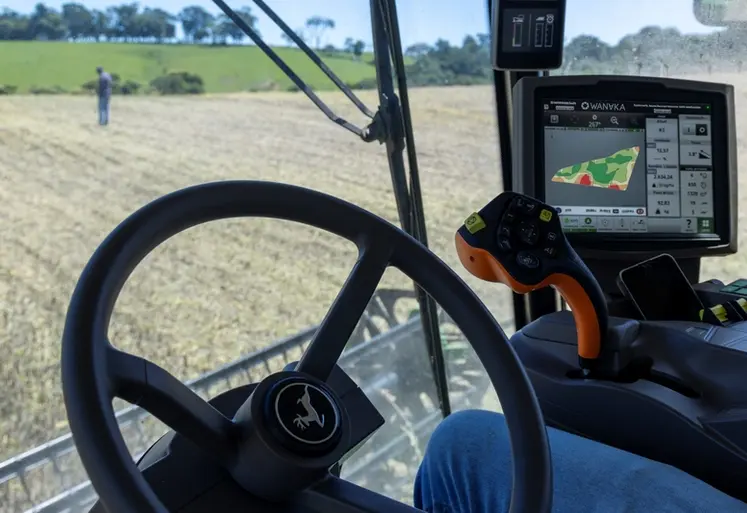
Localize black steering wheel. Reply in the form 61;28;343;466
62;181;551;513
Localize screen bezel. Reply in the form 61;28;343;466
512;76;737;258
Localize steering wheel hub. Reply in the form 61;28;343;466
263;376;342;454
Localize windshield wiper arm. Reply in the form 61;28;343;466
369;0;451;417
212;0;377;140
213;0;450;419
252;0;375;119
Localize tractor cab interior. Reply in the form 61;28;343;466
49;0;747;512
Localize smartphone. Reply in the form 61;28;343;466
617;254;704;322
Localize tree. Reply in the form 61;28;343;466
564;35;611;61
343;37;365;59
403;34;492;87
137;8;176;42
153;8;176;41
0;8;30;40
213;6;260;43
90;9;111;41
179;5;214;42
281;28;306;47
27;3;66;40
405;42;431;58
61;3;93;40
351;39;365;60
305;16;334;49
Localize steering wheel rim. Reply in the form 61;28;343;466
61;180;551;513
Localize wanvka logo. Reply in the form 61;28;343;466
580;101;626;111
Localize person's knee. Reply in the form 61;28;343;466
424;409;511;468
415;410;512;512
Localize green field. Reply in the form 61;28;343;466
0;41;378;93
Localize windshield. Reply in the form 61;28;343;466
0;0;743;511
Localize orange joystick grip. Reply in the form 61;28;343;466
455;193;609;365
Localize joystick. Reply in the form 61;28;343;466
455;192;610;372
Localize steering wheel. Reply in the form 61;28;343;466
61;181;551;513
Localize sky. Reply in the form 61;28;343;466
1;0;721;48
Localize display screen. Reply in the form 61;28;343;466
501;8;561;54
542;99;715;236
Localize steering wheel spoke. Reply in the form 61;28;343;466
296;238;393;380
106;347;237;462
294;475;421;513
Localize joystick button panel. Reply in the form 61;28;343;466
498;198;563;275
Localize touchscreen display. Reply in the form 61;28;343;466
542;99;715;235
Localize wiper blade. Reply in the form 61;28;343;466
212;0;377;140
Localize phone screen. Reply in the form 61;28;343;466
618;254;704;322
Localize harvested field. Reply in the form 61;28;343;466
0;74;745;467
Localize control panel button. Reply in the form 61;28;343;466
497;236;512;252
464;213;487;234
546;231;558;243
514;197;537;215
543;246;557;258
516;251;540;269
498;225;511;238
630;218;647;232
518;221;539;246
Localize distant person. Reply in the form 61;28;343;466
96;66;112;126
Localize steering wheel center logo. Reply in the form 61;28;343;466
275;382;339;445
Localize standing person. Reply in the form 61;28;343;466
96;66;112;126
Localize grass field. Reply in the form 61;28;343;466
0;73;746;475
0;41;378;93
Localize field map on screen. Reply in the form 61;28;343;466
551;146;640;191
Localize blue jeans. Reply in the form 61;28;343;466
98;96;110;125
415;410;747;513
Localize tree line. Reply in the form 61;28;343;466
404;25;747;87
3;2;747;92
0;2;365;54
560;25;747;75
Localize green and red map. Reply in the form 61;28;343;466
551;146;640;191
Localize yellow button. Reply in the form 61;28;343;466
710;305;728;322
539;209;553;222
464;213;486;234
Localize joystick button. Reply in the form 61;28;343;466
546;231;558;243
518;221;539;246
516;251;540;269
514;198;537;215
497;236;512;252
498;224;511;238
543;246;557;258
